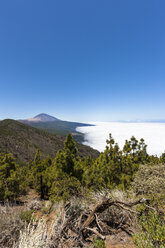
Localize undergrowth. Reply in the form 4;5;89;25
133;210;165;248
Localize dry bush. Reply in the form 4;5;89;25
47;190;145;247
84;188;129;206
15;219;50;248
0;205;24;248
131;163;165;197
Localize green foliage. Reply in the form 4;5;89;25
48;133;156;201
122;136;149;164
0;153;27;201
50;134;82;202
82;134;148;191
160;152;165;164
63;134;78;175
50;174;81;202
93;238;106;248
19;210;34;223
133;211;165;248
64;133;78;156
0;133;160;204
29;150;52;199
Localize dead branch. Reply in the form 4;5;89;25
95;214;103;233
82;198;149;229
50;197;150;247
113;203;137;214
85;227;105;240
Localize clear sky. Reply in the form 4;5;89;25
0;0;165;122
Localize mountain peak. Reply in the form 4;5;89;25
27;113;59;122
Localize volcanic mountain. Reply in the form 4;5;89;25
26;113;59;122
19;113;93;143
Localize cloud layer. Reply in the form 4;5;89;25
77;122;165;156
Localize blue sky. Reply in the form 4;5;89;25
0;0;165;122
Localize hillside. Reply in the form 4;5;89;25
19;113;93;143
0;119;99;164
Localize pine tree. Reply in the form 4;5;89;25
50;134;82;201
63;133;78;175
31;150;52;199
160;152;165;164
0;153;26;201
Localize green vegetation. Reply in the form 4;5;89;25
1;132;163;203
0;153;27;201
133;210;165;248
131;163;165;248
93;238;106;248
82;135;149;191
19;210;34;223
29;151;52;199
0;132;165;248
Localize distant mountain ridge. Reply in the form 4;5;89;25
0;119;99;164
19;113;93;143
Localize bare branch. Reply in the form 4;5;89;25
85;227;105;240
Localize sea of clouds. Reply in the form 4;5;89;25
76;122;165;156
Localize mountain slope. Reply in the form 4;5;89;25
0;119;99;164
19;113;93;143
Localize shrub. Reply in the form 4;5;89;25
133;211;165;248
19;210;34;223
131;163;165;197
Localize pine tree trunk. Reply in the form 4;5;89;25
40;175;44;199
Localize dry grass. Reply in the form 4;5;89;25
15;219;50;248
0;205;24;248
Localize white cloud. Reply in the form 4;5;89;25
77;122;165;156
